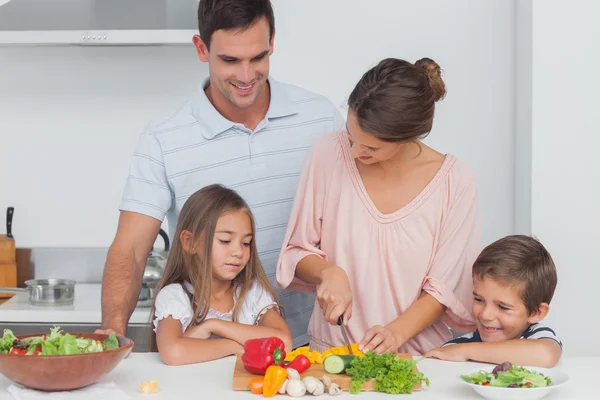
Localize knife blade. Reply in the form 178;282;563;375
6;207;13;239
337;315;352;352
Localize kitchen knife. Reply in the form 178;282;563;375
337;315;352;352
6;207;13;239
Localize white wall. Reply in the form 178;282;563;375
527;0;600;357
0;0;516;248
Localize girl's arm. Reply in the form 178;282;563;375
425;339;562;368
156;317;242;366
197;309;293;351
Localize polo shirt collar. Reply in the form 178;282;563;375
192;75;298;140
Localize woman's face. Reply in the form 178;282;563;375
345;110;403;165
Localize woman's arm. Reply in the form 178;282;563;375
387;292;446;346
155;317;242;366
360;292;446;353
203;309;294;352
425;339;562;368
296;256;353;325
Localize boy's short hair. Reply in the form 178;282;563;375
472;235;557;314
197;0;275;50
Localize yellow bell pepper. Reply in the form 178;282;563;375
262;365;287;397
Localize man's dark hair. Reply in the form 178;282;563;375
198;0;275;50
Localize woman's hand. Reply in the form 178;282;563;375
359;325;400;354
424;344;469;362
183;319;214;340
317;265;353;325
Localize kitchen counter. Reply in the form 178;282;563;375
0;353;591;399
0;284;151;324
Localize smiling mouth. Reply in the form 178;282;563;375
480;324;502;333
231;81;255;92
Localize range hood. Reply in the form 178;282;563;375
0;0;199;45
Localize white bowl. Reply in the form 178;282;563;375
459;366;570;400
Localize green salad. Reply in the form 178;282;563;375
0;326;119;356
461;362;551;388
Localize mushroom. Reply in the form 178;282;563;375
321;375;342;396
302;376;325;395
286;368;307;397
279;379;289;394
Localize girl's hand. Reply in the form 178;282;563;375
183;319;214;340
317;265;353;325
424;344;469;362
359;325;400;354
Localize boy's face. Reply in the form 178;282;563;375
472;275;546;342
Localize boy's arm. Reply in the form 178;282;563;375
156;317;242;366
425;339;562;368
192;310;293;352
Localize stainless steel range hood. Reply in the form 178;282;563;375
0;0;199;45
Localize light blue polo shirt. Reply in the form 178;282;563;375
120;76;344;346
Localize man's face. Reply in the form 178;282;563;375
194;17;273;110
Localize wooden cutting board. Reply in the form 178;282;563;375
232;353;422;392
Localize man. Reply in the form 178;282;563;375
97;0;343;348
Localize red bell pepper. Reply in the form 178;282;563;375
241;337;286;375
286;354;311;374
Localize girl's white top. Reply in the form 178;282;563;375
152;280;279;333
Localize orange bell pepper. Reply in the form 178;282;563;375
249;377;264;394
262;365;287;397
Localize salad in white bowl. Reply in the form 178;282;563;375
459;361;569;400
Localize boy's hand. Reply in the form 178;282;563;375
424;344;470;362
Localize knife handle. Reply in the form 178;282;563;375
6;207;13;238
337;315;343;326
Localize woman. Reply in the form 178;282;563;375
276;57;482;355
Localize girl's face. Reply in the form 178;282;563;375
211;210;253;282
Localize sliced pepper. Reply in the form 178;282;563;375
262;365;287;397
241;337;286;375
249;377;264;394
286;354;311;374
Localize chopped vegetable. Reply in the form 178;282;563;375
262;365;288;397
323;354;356;374
138;380;160;394
285;368;306;397
321;375;342;396
286;354;311;374
461;362;551;388
285;343;364;364
345;351;429;394
303;376;324;395
241;337;286;375
0;326;119;355
249;377;264;394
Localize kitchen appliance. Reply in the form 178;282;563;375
0;278;76;306
0;0;199;45
137;228;169;307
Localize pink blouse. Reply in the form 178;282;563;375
276;131;482;355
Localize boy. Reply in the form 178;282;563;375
425;235;562;368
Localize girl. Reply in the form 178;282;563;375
276;57;482;355
152;184;292;365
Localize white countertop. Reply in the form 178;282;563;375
0;284;151;325
0;353;592;399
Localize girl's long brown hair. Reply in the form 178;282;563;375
149;184;279;351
